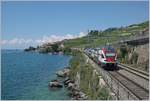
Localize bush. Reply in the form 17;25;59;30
120;45;128;58
97;87;112;100
132;52;138;64
24;46;36;51
69;52;111;100
117;45;132;63
51;44;59;52
63;47;72;55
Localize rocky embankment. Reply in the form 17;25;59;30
118;43;149;72
126;44;149;72
132;44;149;71
49;67;88;100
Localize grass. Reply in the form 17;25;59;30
69;51;112;100
63;21;149;49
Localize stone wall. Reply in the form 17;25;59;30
128;44;149;71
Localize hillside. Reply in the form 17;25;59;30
25;20;149;52
63;21;149;48
25;21;149;71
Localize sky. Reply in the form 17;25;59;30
1;1;149;49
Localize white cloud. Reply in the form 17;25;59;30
1;40;8;45
1;32;87;47
9;38;20;45
1;38;34;46
34;32;87;44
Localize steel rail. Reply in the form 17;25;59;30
108;71;149;100
118;63;149;80
84;52;149;100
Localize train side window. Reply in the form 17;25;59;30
101;54;104;58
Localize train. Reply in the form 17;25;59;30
84;45;118;70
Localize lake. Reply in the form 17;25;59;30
1;50;71;100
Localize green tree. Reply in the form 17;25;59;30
51;44;59;52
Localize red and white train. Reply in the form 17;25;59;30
97;46;118;69
85;45;118;70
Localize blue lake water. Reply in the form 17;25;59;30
1;50;71;100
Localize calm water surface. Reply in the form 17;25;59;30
1;50;71;100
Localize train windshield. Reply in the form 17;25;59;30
106;53;115;57
105;46;115;57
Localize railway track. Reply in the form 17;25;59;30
105;63;149;100
108;71;149;100
117;63;149;91
118;63;149;80
84;53;149;100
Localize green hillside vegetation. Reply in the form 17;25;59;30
63;21;149;48
25;21;149;55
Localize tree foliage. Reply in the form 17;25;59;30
51;44;59;52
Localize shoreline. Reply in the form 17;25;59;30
11;48;111;100
49;66;88;100
49;50;112;100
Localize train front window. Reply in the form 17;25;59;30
106;53;115;57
